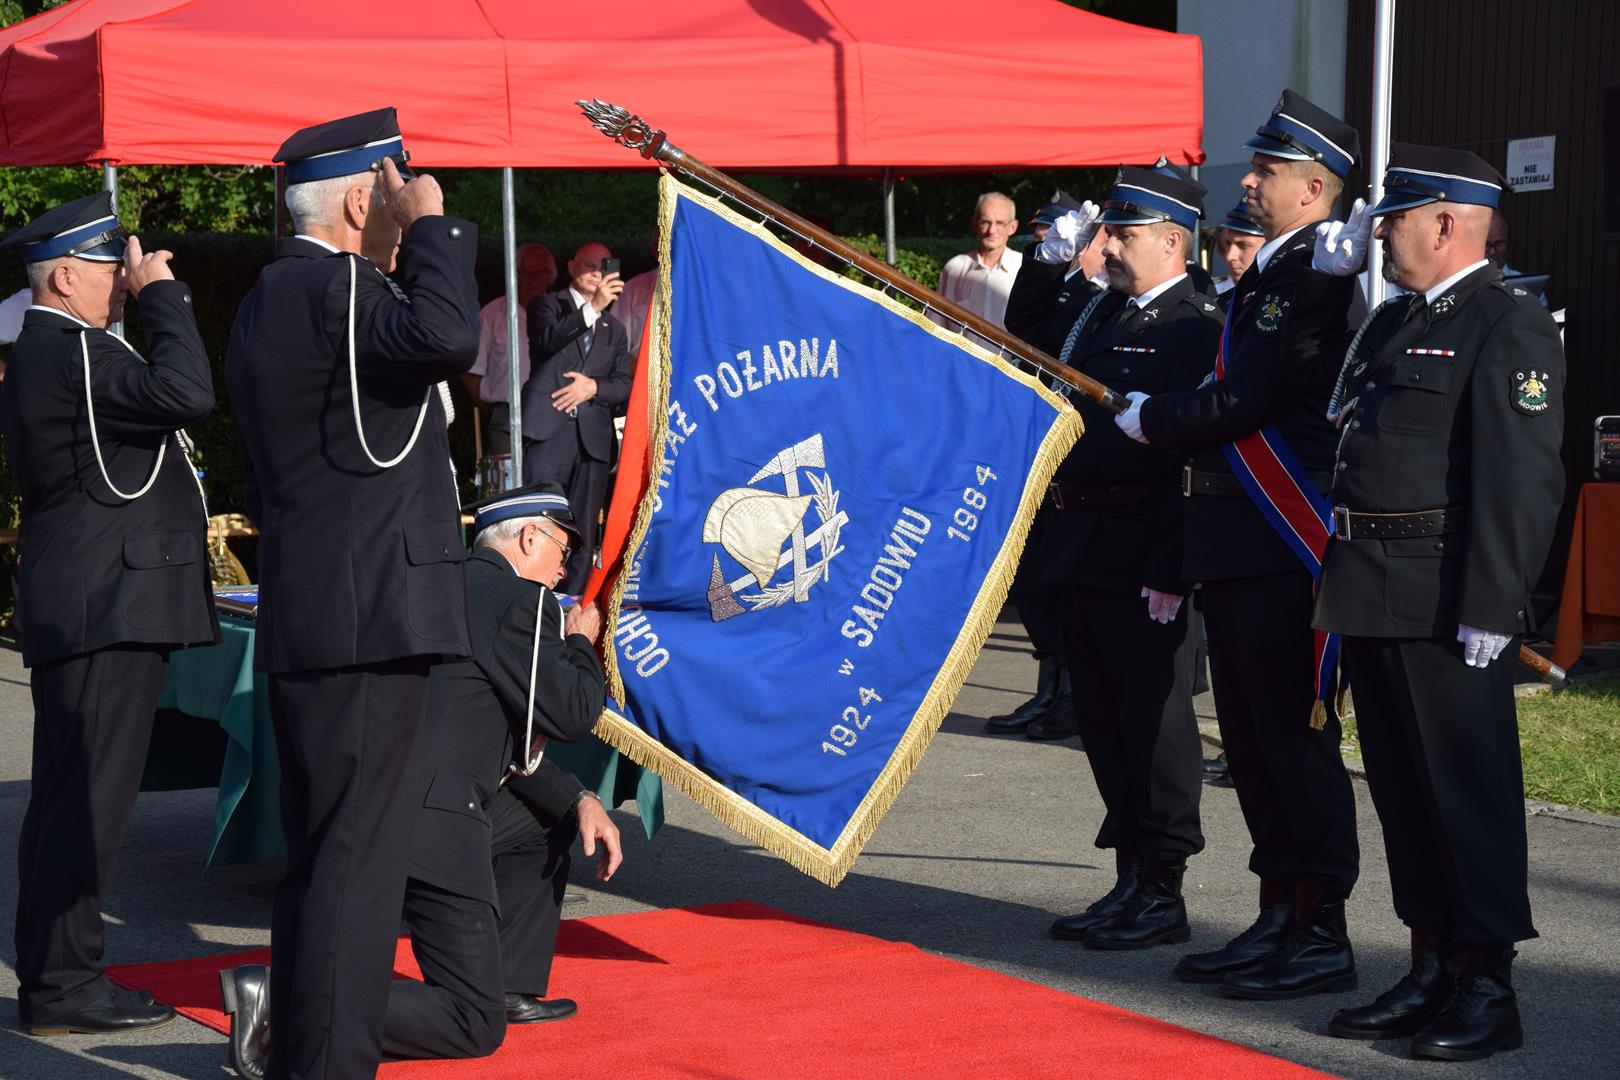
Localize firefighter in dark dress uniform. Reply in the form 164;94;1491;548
1019;167;1222;948
220;485;624;1078
1290;145;1562;1062
1;194;218;1036
224;108;481;1080
1115;90;1363;998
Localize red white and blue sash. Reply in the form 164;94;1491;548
1212;310;1339;728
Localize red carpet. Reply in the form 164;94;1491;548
108;901;1330;1079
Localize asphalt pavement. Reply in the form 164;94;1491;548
0;612;1615;1079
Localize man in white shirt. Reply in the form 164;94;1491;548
467;244;556;454
934;192;1023;342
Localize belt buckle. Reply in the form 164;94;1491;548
1181;464;1193;498
1332;505;1352;541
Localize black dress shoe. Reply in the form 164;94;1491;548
26;992;177;1036
115;985;157;1006
505;994;578;1023
1025;692;1079;741
985;657;1061;733
220;964;270;1079
1329;930;1451;1039
1221;881;1356;999
1084;862;1190;951
1174;903;1294;983
1051;853;1141;940
1410;946;1523;1062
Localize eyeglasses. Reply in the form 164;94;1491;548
533;525;571;562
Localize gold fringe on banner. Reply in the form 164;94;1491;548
593;174;1083;886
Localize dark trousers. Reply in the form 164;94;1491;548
1057;585;1204;862
1202;572;1359;892
1342;635;1535;944
523;430;611;594
1008;507;1065;659
486;402;512;456
381;789;577;1060
267;660;429;1080
15;645;169;1022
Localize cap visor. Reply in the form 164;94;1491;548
1369;190;1434;216
1243;134;1313;162
1097;207;1164;226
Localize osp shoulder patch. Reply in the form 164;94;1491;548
1255;294;1289;334
1512;368;1552;415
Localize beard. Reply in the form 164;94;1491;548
1381;259;1400;283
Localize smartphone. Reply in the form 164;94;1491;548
599;257;620;277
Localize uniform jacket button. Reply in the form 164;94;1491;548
1365;380;1377;389
1336;461;1348;471
449;226;463;238
1351;420;1361;430
467;802;476;810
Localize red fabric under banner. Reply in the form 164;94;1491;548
0;0;1203;170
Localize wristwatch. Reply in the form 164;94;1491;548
570;790;602;817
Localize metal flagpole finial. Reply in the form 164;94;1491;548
575;99;681;163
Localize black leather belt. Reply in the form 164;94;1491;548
1181;465;1331;498
1331;506;1465;541
1048;482;1155;510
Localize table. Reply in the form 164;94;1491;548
1552;482;1620;669
148;614;664;868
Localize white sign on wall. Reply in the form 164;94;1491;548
1505;136;1555;192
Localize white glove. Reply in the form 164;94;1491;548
1141;587;1184;625
1457;624;1511;668
1034;201;1101;265
1113;391;1149;443
1311;198;1372;276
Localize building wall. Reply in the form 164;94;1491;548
1179;0;1349;239
1345;0;1620;590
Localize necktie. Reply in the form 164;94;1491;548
1405;292;1427;325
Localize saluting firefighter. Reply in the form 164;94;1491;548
1015;167;1220;947
1291;145;1563;1062
225;108;481;1080
1;194;218;1036
1115;90;1363;997
220;485;624;1078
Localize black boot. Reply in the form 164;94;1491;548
1051;851;1141;940
986;655;1060;733
1221;877;1357;999
1329;929;1451;1039
1026;671;1079;741
1410;945;1523;1061
1174;880;1293;983
1084;860;1190;950
1202;752;1235;788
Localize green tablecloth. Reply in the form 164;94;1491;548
151;615;664;868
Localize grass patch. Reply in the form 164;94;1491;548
1339;675;1620;815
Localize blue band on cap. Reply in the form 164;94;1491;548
20;215;126;263
1098;183;1201;231
1369;166;1503;216
284;136;405;184
473;492;573;533
1245;112;1355;178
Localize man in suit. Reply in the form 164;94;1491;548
1017;167;1221;948
220;485;623;1077
1115;90;1363;998
990;198;1105;739
1294;146;1562;1061
1;193;218;1035
225;108;481;1080
522;243;634;593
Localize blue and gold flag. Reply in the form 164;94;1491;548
597;176;1081;884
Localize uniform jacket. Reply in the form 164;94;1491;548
1041;272;1220;593
224;222;480;673
409;548;604;907
1003;242;1102;358
520;291;633;462
0;285;219;667
1295;265;1565;638
1137;229;1351;581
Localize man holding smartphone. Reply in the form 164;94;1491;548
521;242;633;592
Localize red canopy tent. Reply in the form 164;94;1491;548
0;0;1203;169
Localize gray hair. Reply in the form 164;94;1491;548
475;515;564;551
974;191;1016;219
25;257;65;297
284;172;370;234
